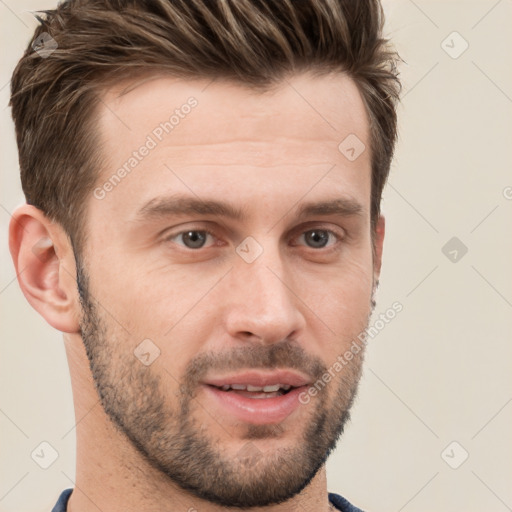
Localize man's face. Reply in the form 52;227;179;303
77;71;380;507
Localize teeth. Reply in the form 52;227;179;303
219;383;292;392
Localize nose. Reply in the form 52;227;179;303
223;243;306;345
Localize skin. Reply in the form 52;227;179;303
9;70;385;512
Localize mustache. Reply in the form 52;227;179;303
180;339;327;391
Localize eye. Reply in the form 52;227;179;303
166;229;216;249
296;229;341;249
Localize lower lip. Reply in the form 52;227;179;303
202;385;306;425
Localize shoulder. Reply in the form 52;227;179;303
329;492;365;512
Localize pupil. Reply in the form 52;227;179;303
306;230;328;248
183;231;206;248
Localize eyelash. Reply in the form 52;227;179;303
164;225;345;252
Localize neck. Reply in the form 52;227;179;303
63;334;334;512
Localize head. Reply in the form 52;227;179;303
9;0;400;508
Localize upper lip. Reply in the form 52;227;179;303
202;369;312;389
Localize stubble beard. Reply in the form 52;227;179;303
75;261;370;508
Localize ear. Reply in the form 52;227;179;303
9;204;81;333
373;215;385;281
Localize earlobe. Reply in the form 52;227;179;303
9;205;81;333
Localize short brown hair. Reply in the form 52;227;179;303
10;0;401;253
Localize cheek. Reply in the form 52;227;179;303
87;253;188;331
300;259;374;344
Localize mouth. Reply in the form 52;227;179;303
200;370;311;424
207;383;295;399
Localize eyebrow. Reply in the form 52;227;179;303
134;194;364;223
297;197;363;219
136;194;247;222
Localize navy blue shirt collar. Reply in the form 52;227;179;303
51;488;364;511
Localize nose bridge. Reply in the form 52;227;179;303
225;238;304;343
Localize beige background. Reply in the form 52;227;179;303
1;1;511;511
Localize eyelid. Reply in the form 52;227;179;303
291;220;346;236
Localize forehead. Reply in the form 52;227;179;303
91;71;371;223
99;70;369;147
